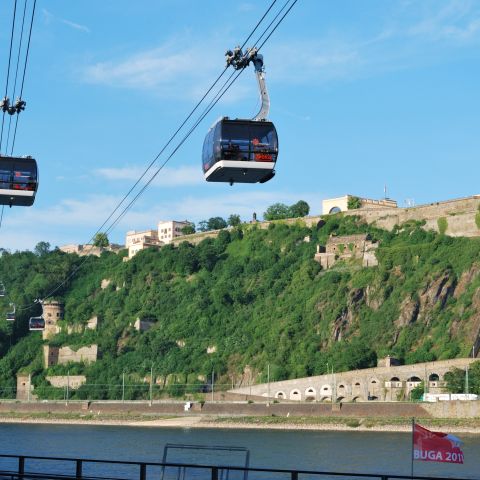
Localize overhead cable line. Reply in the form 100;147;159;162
105;0;298;234
83;0;279;245
5;0;28;154
10;0;37;155
0;0;18;152
17;0;298;309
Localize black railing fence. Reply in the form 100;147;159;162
0;454;473;480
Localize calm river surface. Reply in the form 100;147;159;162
0;424;478;479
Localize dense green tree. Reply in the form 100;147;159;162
264;203;290;220
198;220;209;232
181;224;196;235
34;241;51;256
228;214;241;227
289;200;310;218
207;217;228;230
347;196;362;210
93;233;109;247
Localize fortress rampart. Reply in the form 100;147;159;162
230;358;476;402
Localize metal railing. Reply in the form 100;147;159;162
0;454;473;480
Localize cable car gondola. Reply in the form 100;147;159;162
6;303;15;321
203;47;278;185
0;155;38;207
29;315;45;331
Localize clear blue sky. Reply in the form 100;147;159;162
0;0;479;250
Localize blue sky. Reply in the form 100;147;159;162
0;0;479;250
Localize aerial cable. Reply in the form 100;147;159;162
17;0;298;309
106;69;244;235
105;1;299;233
78;0;279;247
5;0;28;154
10;0;36;156
0;0;18;152
35;68;245;303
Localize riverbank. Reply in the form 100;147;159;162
1;412;479;434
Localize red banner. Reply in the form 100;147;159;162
413;423;464;464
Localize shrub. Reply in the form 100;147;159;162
437;217;448;235
347;196;362;210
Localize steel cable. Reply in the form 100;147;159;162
0;0;18;152
10;0;37;155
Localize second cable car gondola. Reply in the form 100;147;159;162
6;303;15;321
203;47;278;185
29;315;45;331
0;155;38;207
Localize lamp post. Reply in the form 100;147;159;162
122;371;125;403
149;363;154;406
211;370;215;402
267;364;270;406
66;370;70;405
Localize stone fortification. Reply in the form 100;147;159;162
43;345;98;368
16;374;36;400
42;300;64;340
46;375;86;389
314;234;378;269
342;195;480;237
230;357;476;403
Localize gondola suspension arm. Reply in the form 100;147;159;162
225;47;270;121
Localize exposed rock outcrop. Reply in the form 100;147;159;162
418;272;456;325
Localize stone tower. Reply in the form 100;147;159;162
42;300;64;340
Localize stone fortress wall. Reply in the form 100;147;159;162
230;357;476;402
335;195;480;238
43;345;98;369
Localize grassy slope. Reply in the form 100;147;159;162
1;216;480;398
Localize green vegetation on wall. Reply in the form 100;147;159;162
347;196;362;210
437;217;448;235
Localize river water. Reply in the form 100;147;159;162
0;424;478;479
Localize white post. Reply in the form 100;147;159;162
211;370;215;402
122;372;125;403
66;370;70;405
465;366;469;395
149;364;154;406
267;364;270;406
27;374;31;402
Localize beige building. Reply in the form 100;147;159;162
157;220;192;244
322;195;397;215
125;229;161;258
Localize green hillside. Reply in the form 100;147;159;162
1;215;480;399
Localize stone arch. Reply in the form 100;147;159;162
390;376;400;381
407;376;422;382
336;396;345;403
329;206;342;214
290;389;301;401
429;373;439;381
305;387;316;400
320;396;331;402
275;391;286;399
321;384;332;396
